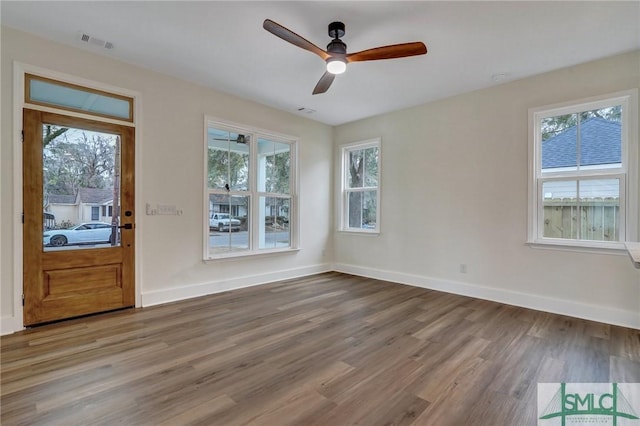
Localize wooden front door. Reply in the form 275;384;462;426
23;109;135;326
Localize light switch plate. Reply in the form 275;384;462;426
157;204;177;215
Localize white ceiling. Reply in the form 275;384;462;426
2;1;639;126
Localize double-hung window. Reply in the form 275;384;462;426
340;139;380;233
528;90;638;250
205;119;297;258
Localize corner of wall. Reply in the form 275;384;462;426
333;263;640;330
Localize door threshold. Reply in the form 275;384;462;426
26;306;135;328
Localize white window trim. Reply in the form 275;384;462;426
339;138;381;234
203;116;299;260
527;89;638;252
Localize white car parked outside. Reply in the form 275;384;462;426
43;222;114;247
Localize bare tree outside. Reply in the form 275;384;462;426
43;129;116;196
541;106;621;141
347;146;378;228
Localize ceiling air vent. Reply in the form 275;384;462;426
77;32;114;50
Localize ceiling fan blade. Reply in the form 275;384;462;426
312;72;336;95
263;19;329;61
347;42;427;63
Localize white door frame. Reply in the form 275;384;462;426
9;62;143;333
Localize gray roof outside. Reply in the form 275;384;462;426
47;194;76;204
209;193;247;206
542;118;621;169
77;187;114;204
48;187;114;205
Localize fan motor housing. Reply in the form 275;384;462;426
328;21;345;39
326;39;346;54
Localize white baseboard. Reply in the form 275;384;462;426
333;263;640;330
4;262;635;335
141;263;333;307
1;315;22;336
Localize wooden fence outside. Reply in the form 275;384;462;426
543;198;619;241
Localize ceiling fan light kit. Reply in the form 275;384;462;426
263;19;427;94
326;57;347;74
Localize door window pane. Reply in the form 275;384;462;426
43;126;121;251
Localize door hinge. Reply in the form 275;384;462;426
21;130;24;142
21;212;24;224
22;294;25;306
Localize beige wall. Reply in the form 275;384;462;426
333;51;640;328
2;25;638;333
1;27;334;331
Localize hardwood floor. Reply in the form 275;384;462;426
2;272;639;425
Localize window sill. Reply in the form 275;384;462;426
624;242;640;268
338;229;380;236
526;239;628;256
204;247;300;263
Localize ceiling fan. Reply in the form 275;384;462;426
263;19;427;95
210;134;249;144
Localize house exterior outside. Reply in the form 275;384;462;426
45;187;116;227
45;194;76;225
208;194;248;218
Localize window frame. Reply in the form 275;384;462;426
527;89;638;252
25;73;134;122
339;138;381;234
203;117;298;260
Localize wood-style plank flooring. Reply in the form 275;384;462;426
2;272;639;425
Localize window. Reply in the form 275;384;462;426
101;205;113;217
91;206;100;221
25;74;133;122
528;90;638;250
340;139;380;233
204;119;297;258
